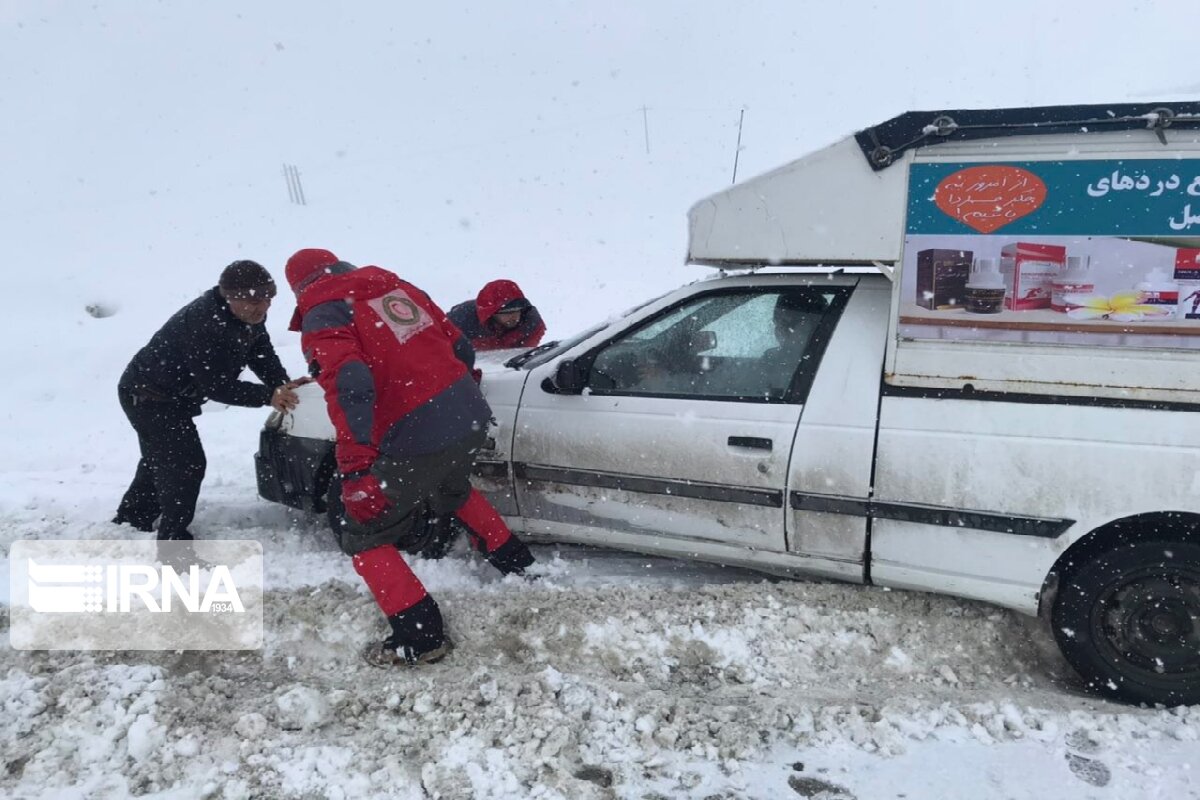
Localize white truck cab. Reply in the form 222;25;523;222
682;101;1200;706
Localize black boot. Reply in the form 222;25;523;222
157;538;216;573
486;536;535;576
362;595;453;667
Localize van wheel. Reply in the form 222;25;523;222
1051;540;1200;706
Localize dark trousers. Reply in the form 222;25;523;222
115;387;206;540
337;427;487;556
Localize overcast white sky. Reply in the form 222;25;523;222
3;1;1198;329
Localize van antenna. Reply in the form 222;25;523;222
731;108;745;184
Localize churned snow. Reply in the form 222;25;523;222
3;485;1199;797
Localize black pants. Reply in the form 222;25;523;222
115;387;206;540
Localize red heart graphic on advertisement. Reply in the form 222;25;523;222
933;165;1047;233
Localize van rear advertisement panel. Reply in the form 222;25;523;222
900;160;1200;349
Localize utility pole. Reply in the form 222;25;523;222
731;108;745;184
641;105;651;155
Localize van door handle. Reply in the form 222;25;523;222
728;436;772;451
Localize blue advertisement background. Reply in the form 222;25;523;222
907;160;1200;236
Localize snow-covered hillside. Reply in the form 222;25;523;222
3;1;1199;798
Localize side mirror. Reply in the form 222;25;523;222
552;359;588;394
689;330;717;352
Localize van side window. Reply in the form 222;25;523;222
587;288;844;403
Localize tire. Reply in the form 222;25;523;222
1052;540;1200;706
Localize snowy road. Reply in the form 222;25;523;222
3;520;1198;798
1;417;1196;799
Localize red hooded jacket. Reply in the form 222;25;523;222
447;279;546;351
291;263;489;475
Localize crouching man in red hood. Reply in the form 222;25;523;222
448;279;546;351
286;248;536;667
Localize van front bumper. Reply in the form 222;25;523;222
255;426;335;513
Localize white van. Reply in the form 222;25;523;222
257;101;1200;706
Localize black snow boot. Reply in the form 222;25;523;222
486;536;536;576
362;595;453;668
156;538;216;573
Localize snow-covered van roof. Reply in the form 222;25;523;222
687;101;1200;268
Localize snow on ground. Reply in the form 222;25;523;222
2;419;1199;799
4;557;1199;798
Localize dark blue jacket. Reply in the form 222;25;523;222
120;288;290;415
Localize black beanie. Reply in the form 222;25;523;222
499;297;532;313
219;260;278;300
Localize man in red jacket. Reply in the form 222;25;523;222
285;248;536;667
448;279;546;351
